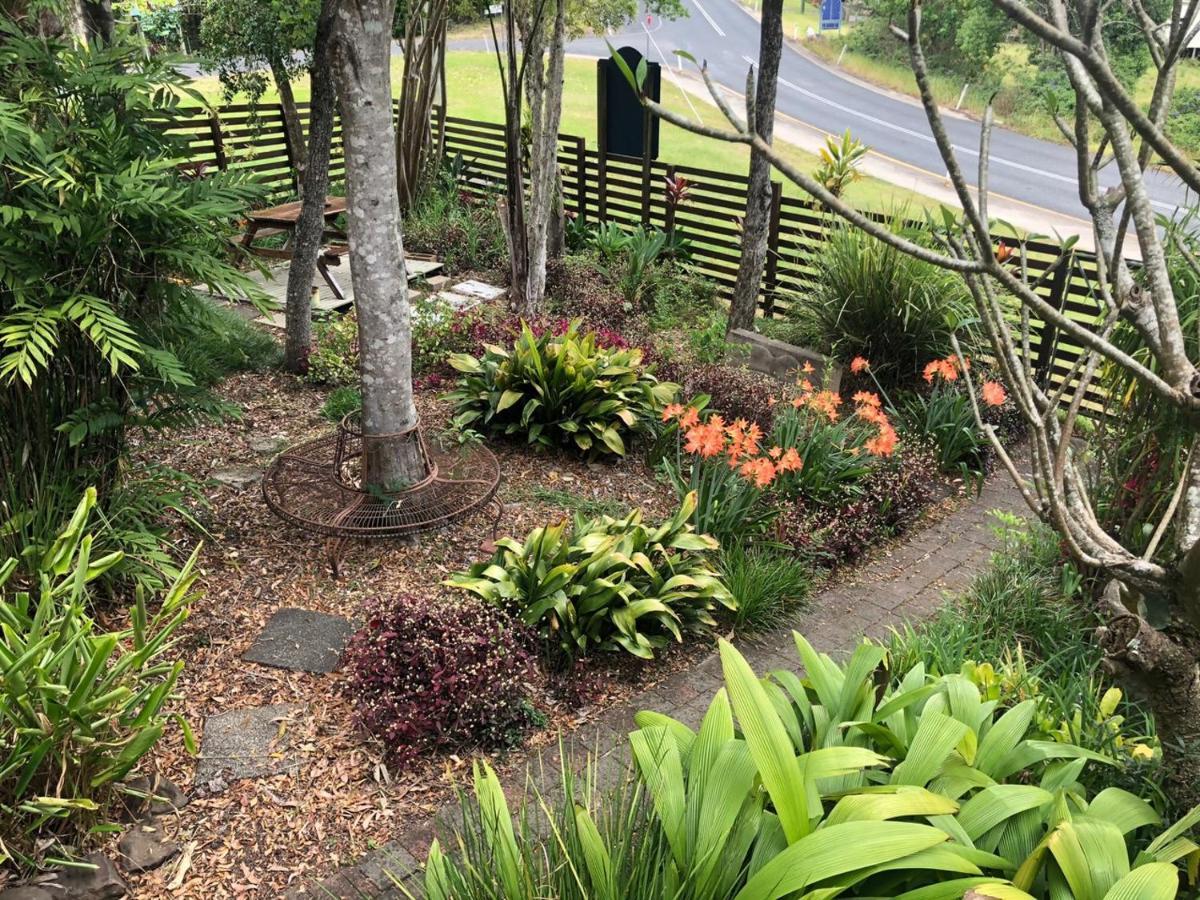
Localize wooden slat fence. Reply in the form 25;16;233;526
164;101;1109;410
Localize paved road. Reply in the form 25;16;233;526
553;0;1193;224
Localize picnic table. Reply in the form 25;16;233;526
240;197;350;300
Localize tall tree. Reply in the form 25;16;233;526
283;0;340;374
200;0;320;192
332;0;425;487
727;0;782;334
625;0;1200;803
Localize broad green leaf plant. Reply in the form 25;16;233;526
0;490;197;872
447;492;734;666
418;635;1200;898
448;320;678;458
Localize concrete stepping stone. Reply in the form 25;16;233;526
449;278;506;301
433;290;482;313
211;465;263;490
242;608;355;674
195;703;304;788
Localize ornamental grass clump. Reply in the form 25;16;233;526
447;493;734;666
342;596;539;763
448;320;678;458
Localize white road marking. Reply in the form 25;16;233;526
690;0;726;36
746;42;1186;213
646;20;702;121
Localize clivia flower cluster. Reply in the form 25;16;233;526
922;354;1008;408
800;357;898;457
662;404;802;488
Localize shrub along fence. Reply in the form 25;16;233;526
164;100;1110;410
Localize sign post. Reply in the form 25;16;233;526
819;0;842;31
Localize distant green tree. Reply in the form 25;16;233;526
850;0;1005;74
199;0;320;187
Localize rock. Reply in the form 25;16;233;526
449;279;506;301
118;775;187;820
241;608;356;674
117;825;178;873
248;435;287;455
194;702;305;787
50;852;126;900
725;328;843;391
0;887;55;900
210;465;262;490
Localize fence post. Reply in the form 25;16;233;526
1033;253;1073;387
761;181;784;318
597;150;609;223
208;110;228;172
574;136;587;224
278;102;299;195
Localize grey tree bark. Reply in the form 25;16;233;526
517;0;566;315
727;0;782;334
333;0;426;489
395;0;448;211
271;59;309;196
283;0;340;374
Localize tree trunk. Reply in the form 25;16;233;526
283;0;340;374
516;0;565;316
1097;581;1200;807
728;0;783;334
333;0;425;490
272;59;309;197
396;0;448;211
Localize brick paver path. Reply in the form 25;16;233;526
293;469;1027;898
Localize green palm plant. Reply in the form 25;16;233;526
448;320;678;458
447;492;734;666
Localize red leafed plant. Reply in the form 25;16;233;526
343;595;539;763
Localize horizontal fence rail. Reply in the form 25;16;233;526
164;101;1111;412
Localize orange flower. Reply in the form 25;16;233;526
852;390;881;408
995;241;1013;263
791;396;805;409
982;380;1008;407
798;378;815;394
857;404;888;427
679;407;700;429
768;396;778;408
768;446;783;459
808;390;842;422
850;356;870;374
923;358;959;383
865;423;898;457
778;448;803;473
739;457;777;488
802;360;815;375
662;403;684;422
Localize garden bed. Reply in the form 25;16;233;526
104;344;986;897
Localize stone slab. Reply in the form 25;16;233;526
195;703;304;787
117;824;178;873
433;290;482;313
242;607;355;674
407;258;444;277
210;465;262;490
49;852;126;900
448;279;506;301
726;328;842;391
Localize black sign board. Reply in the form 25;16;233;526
597;46;661;159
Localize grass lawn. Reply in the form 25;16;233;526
187;51;936;212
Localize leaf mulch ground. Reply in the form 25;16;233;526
112;367;715;898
